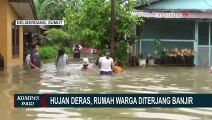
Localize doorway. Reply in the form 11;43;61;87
198;22;212;67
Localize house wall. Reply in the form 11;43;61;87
0;0;24;67
197;22;212;67
0;0;10;118
141;19;195;39
7;1;24;66
140;19;195;58
198;22;212;45
0;0;8;66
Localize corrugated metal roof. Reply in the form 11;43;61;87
143;0;212;11
131;10;212;19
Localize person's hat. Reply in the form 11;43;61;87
83;58;89;65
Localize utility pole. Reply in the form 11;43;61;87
110;0;115;59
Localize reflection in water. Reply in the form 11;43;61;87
0;64;212;120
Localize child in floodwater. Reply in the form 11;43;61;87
113;61;123;74
81;58;92;71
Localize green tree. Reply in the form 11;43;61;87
33;0;44;19
65;0;143;47
44;28;72;47
65;0;143;61
33;0;85;29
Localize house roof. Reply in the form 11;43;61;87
135;0;161;7
9;0;39;33
142;0;212;11
132;0;212;19
131;10;212;19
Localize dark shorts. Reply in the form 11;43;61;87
100;71;112;75
73;53;80;58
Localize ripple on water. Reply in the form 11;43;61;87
117;85;145;89
171;91;196;94
145;86;191;91
27;108;83;120
39;90;59;93
14;63;212;119
202;87;211;90
81;89;92;92
117;85;191;93
132;112;201;120
47;85;64;88
178;108;212;116
124;89;158;94
40;83;51;86
35;118;84;120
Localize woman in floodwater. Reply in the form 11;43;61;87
55;48;70;74
73;44;81;58
98;52;114;75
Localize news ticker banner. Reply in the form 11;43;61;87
14;94;212;108
14;20;64;26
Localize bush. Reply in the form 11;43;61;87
39;46;72;59
64;47;71;55
39;46;57;59
116;41;129;62
44;28;73;47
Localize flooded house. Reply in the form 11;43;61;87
132;0;212;67
0;0;38;67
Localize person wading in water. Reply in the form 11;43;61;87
55;48;70;74
81;58;92;71
30;43;44;70
98;52;114;75
73;44;81;58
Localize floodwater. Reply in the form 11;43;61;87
1;62;212;120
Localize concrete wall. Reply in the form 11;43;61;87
0;0;24;67
0;0;8;66
7;0;24;66
139;19;195;58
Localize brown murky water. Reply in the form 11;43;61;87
1;62;212;120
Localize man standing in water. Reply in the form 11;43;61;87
98;53;114;75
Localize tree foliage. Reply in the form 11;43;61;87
34;0;146;61
33;0;44;19
33;0;67;29
44;28;71;47
65;0;144;49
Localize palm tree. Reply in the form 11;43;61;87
33;0;44;19
33;0;66;20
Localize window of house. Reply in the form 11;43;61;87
12;22;20;58
198;22;209;45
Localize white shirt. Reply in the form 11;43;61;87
72;44;83;51
25;54;30;65
99;56;113;72
25;53;40;64
56;54;69;72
